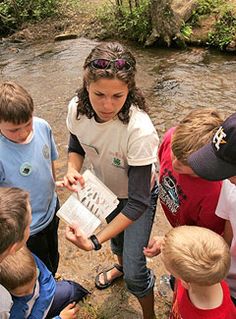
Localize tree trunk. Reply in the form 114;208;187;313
146;0;198;46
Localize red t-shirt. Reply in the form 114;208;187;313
158;128;225;234
170;280;236;319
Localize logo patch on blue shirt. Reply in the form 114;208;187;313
20;162;32;176
42;144;49;159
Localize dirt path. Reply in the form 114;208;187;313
57;196;172;319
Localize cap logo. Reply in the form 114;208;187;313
213;126;227;151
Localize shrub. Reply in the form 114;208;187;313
0;0;59;36
208;9;236;49
97;0;152;43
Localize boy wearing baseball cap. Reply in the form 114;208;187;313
188;112;236;183
188;112;236;304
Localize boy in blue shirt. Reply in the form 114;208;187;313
0;81;59;275
0;246;89;319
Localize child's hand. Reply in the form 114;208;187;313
143;236;164;257
59;302;79;319
63;167;84;192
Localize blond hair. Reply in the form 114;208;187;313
0;246;36;291
162;226;230;286
171;108;223;164
0;81;34;124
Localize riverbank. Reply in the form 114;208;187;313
3;0;106;43
4;0;236;52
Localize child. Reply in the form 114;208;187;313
188;112;236;182
0;246;89;319
157;108;225;233
187;112;236;304
0;81;59;275
63;42;159;319
161;225;236;318
144;109;226;275
0;187;32;318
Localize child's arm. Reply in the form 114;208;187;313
52;161;56;181
63;152;85;191
143;236;164;257
223;220;233;247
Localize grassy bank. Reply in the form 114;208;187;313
1;1;236;52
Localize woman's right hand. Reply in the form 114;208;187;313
65;223;93;251
63;167;85;192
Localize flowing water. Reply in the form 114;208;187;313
2;37;236;135
1;37;236;317
1;38;236;172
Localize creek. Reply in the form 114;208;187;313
1;37;236;178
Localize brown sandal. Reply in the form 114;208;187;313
95;263;123;290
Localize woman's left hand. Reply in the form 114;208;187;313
65;223;93;251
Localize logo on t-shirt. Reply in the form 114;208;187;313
42;144;49;159
110;151;125;169
112;157;121;167
159;170;186;214
20;162;32;176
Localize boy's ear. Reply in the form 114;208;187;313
8;243;18;255
8;242;23;255
0;245;16;262
181;279;191;290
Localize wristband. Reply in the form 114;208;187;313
89;235;102;251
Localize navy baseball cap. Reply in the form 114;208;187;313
188;112;236;181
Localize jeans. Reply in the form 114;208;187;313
46;280;89;318
109;183;158;298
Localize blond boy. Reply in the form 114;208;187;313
161;226;236;318
187;112;236;303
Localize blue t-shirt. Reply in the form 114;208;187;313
0;117;58;235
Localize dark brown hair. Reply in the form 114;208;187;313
76;42;147;124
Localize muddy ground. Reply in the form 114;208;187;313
56;189;172;319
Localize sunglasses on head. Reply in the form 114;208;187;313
88;59;132;71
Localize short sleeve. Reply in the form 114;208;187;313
127;109;159;166
49;128;58;161
215;180;236;221
66;96;78;135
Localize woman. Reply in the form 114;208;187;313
63;42;159;319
